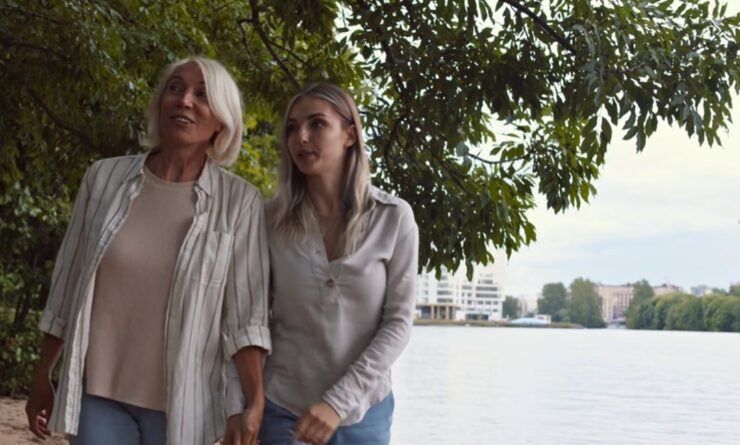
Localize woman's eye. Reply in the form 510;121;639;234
196;90;208;100
167;83;182;92
286;124;297;134
311;120;325;128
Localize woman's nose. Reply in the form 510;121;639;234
178;91;194;108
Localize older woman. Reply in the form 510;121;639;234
25;56;269;445
227;83;418;445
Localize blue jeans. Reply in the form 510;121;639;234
69;393;166;445
259;393;394;445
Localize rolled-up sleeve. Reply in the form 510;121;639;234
221;191;271;357
38;165;94;339
322;207;419;420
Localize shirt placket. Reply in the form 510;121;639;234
162;183;209;414
308;232;341;307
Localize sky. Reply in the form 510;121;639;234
500;99;740;298
497;3;740;298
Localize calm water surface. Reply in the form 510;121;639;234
390;326;740;444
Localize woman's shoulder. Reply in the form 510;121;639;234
369;186;416;229
370;186;411;210
83;153;147;182
87;153;142;170
212;164;262;202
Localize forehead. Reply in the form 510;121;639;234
288;97;341;120
167;61;205;84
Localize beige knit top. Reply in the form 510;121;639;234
85;166;195;410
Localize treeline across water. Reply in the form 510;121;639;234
627;292;740;332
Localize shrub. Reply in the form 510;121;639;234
0;306;43;396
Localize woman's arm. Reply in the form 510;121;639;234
221;189;271;445
27;163;97;437
26;334;64;439
223;347;265;445
221;191;271;358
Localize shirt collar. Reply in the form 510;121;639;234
370;186;399;206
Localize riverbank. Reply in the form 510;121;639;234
413;319;583;328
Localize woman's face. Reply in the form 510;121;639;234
285;97;355;180
158;61;222;151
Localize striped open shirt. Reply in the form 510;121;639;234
38;152;271;444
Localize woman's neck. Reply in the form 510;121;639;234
147;146;207;182
306;174;343;220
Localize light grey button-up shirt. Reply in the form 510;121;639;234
39;152;271;444
263;187;418;425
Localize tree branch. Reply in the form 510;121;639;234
242;0;300;88
0;36;71;61
0;5;66;25
381;115;404;180
236;19;266;73
214;0;238;13
354;0;408;96
26;87;94;148
266;39;309;66
0;59;94;147
468;152;528;165
500;0;576;55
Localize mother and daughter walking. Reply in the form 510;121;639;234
25;56;418;445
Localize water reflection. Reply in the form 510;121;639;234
391;327;740;445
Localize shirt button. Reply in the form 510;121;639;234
325;279;336;288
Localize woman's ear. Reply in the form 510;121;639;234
344;125;357;148
210;125;224;144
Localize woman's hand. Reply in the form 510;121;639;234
25;367;55;439
293;401;340;445
222;404;263;445
25;334;64;439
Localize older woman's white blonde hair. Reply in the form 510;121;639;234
270;83;372;257
144;56;243;166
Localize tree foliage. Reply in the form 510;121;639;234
2;1;739;392
568;278;605;328
537;282;568;321
729;283;740;297
502;295;520;319
630;292;740;332
625;279;655;328
665;296;705;331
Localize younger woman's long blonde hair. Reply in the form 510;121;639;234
269;83;372;256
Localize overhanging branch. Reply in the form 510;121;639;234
500;0;576;55
241;0;300;88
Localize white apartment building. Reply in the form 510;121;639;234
417;264;505;321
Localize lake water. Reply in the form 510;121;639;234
390;326;740;445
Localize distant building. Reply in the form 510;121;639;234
653;283;683;296
595;284;633;322
416;303;457;320
416;264;505;321
516;297;529;319
690;285;711;297
595;282;685;322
